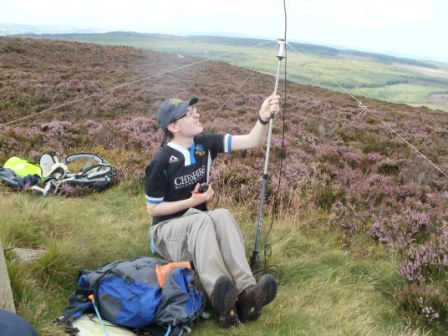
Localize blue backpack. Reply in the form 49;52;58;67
59;256;205;335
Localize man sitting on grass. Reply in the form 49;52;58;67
145;94;280;328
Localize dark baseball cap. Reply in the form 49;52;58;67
157;97;199;134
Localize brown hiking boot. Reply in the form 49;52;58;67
211;275;239;328
237;274;277;322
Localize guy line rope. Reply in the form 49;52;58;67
0;40;273;128
286;42;448;180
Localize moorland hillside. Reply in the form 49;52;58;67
1;37;447;331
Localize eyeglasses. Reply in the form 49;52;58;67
172;107;197;122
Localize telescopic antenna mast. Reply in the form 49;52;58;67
250;38;286;270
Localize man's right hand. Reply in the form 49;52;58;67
191;183;214;204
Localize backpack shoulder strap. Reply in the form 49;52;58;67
57;291;93;325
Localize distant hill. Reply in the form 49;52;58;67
12;30;441;68
8;31;448;112
0;22;102;35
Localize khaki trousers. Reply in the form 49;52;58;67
150;208;256;298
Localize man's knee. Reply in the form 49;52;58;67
210;208;233;221
209;209;237;230
192;213;217;234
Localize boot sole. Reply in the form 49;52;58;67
238;274;277;322
212;276;239;328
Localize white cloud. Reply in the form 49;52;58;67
0;0;447;62
294;0;433;28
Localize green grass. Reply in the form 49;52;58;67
0;183;432;336
351;84;448;110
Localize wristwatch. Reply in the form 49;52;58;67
258;114;268;125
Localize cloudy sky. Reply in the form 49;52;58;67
1;0;447;62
